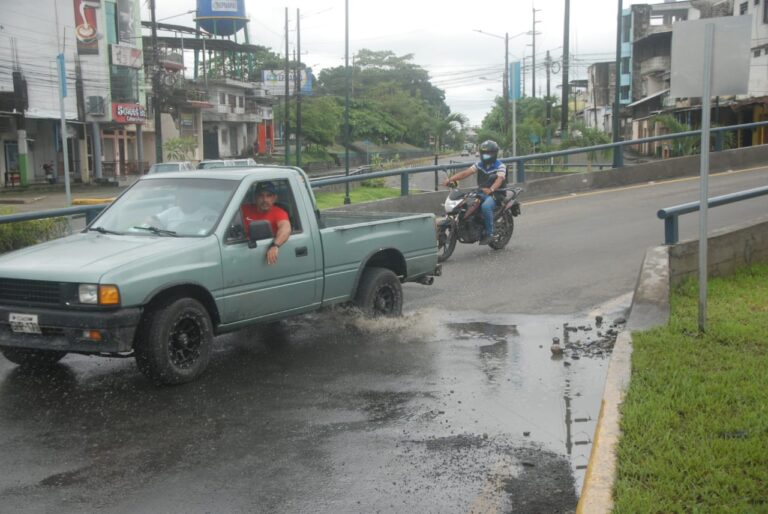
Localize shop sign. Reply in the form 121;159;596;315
74;0;101;55
111;45;143;69
112;103;146;124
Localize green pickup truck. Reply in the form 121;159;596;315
0;167;440;384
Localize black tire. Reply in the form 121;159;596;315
134;297;213;385
437;222;457;263
489;210;515;250
354;267;403;318
0;347;66;368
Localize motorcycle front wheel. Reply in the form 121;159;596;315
437;222;458;262
489;210;515;250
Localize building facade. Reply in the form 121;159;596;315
0;0;146;186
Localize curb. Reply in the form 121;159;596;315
576;246;671;513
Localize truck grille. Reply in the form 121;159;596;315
0;278;63;306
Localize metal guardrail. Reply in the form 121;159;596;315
2;120;768;230
0;205;107;226
314;120;768;195
656;185;768;244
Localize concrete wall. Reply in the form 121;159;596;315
669;216;768;286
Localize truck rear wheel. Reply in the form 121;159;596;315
0;347;66;367
135;297;213;385
354;267;403;317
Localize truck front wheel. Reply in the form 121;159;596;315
0;347;66;367
355;267;403;317
135;297;213;385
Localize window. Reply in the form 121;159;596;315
228;179;301;244
622;15;631;43
620;86;630;101
110;67;139;103
764;0;768;22
621;57;630;74
238;96;244;108
741;2;749;14
756;0;760;6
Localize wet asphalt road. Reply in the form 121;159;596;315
1;165;766;512
0;307;628;514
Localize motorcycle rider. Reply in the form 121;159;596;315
443;140;507;245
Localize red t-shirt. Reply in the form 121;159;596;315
241;204;289;237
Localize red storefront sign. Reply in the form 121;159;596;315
112;103;146;124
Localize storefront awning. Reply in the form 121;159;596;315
626;89;670;109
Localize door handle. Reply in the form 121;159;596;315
295;246;308;257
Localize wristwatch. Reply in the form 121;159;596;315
270;242;281;249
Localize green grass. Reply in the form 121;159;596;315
614;263;768;513
314;186;401;210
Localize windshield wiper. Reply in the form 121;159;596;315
132;225;178;237
88;226;122;235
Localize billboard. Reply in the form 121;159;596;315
116;0;136;47
509;61;521;101
261;69;314;97
73;0;101;55
111;45;142;69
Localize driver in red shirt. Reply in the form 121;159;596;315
241;181;291;264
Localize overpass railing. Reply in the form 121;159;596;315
312;120;768;195
2;120;768;230
656;185;768;245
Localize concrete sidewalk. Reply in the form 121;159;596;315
0;179;135;213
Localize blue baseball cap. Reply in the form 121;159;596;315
255;181;277;195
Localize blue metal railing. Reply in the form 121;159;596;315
313;120;768;195
2;120;768;230
0;205;106;226
657;185;768;244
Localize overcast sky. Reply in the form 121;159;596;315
145;0;664;125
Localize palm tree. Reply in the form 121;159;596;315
433;112;468;153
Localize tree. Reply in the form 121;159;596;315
433;112;467;153
301;97;343;148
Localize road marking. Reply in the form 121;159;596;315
522;165;768;207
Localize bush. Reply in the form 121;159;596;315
0;207;69;253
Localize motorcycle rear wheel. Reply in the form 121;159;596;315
489;210;515;250
437;223;458;262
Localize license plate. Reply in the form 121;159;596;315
9;313;42;334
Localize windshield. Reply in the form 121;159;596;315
92;178;238;237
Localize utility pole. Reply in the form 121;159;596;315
561;0;570;133
546;50;552;141
150;0;163;163
344;0;351;204
532;7;541;99
504;32;510;138
284;7;290;166
612;0;624;168
295;8;301;167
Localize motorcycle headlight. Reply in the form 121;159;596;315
444;197;462;213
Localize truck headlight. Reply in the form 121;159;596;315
78;284;121;305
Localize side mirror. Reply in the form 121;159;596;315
248;220;274;248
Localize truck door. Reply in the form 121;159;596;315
219;177;322;323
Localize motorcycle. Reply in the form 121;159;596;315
436;184;522;263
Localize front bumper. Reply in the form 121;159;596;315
0;305;142;353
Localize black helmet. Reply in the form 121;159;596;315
479;140;499;166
